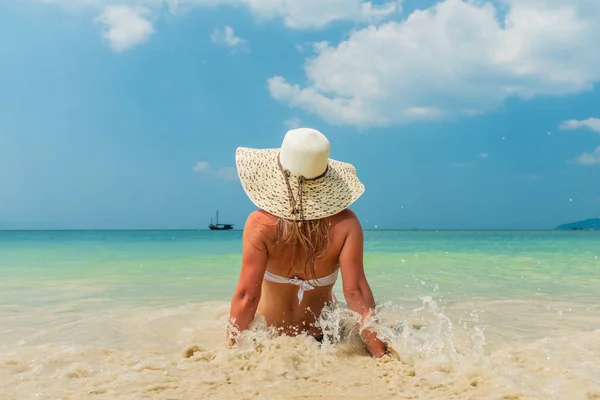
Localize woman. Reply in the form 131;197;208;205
227;127;388;358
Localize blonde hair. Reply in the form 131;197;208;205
275;217;330;280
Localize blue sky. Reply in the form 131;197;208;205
0;0;599;230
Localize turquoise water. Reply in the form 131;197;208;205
1;229;599;307
2;230;600;399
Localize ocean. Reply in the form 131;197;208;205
1;229;599;399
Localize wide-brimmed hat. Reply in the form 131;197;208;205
235;128;365;222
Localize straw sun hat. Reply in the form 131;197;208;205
235;128;365;222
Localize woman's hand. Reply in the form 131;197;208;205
338;211;389;358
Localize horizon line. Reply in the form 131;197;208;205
0;228;587;232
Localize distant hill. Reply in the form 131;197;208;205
555;218;600;231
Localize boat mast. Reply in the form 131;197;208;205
216;210;219;225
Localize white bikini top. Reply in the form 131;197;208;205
263;269;339;303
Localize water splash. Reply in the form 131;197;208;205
2;298;600;399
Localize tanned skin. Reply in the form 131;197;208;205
227;209;388;358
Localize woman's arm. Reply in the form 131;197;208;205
338;211;388;358
227;213;268;344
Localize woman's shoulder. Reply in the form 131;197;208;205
330;208;361;227
244;210;278;233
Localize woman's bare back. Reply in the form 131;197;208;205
228;208;388;357
252;209;351;337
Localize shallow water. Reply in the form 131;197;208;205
1;230;599;399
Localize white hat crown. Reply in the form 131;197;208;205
279;128;330;179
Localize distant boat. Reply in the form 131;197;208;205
208;211;234;231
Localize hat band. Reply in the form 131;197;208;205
276;154;328;225
276;155;329;181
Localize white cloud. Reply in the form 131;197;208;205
44;0;165;6
46;0;400;29
210;26;246;49
253;0;400;29
479;152;489;158
284;116;301;129
559;117;600;165
269;0;600;127
192;161;210;172
193;161;238;180
559;118;600;133
46;0;400;50
96;5;155;52
169;0;401;29
215;166;238;181
572;146;600;165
